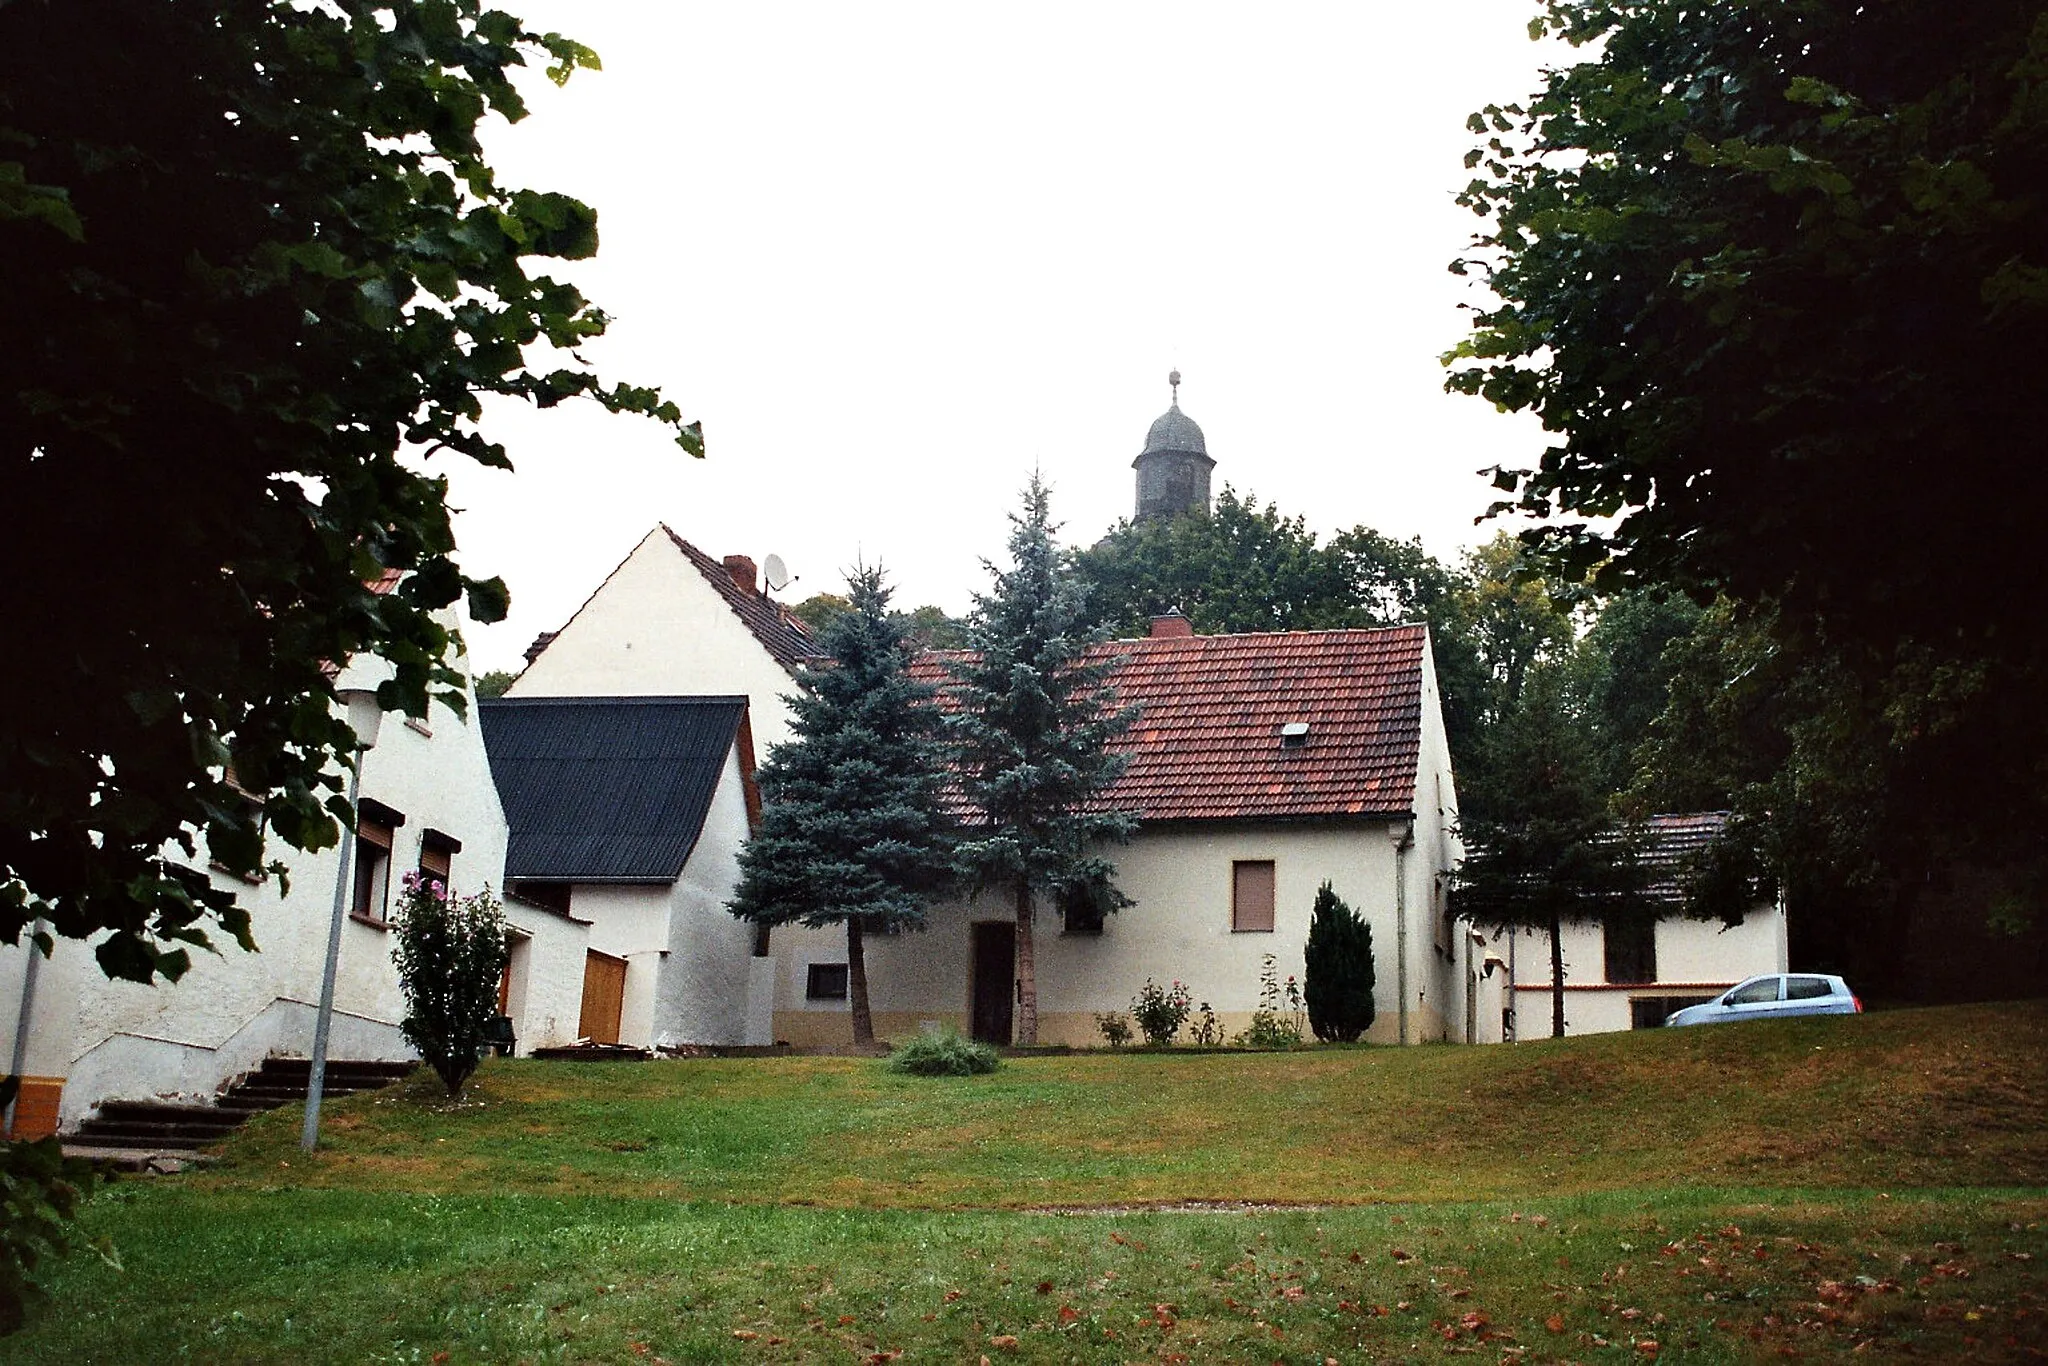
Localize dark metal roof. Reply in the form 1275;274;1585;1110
480;696;747;883
1140;403;1207;457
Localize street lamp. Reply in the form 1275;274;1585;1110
301;688;383;1152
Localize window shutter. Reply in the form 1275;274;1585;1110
1232;861;1276;933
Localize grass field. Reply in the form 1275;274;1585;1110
15;1002;2048;1363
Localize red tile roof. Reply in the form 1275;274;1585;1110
913;624;1429;823
661;527;827;674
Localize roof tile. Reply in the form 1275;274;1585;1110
913;624;1429;823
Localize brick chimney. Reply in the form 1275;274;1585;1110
722;554;758;594
1149;610;1194;639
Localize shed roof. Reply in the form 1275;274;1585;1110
913;623;1430;823
480;696;748;883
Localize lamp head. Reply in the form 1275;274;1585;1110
339;688;384;752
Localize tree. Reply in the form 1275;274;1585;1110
1452;663;1654;1037
1577;588;1706;793
390;875;510;1097
1076;488;1355;636
1302;882;1375;1043
1447;0;2047;659
791;594;967;651
1446;0;2048;960
0;0;694;984
728;566;956;1047
474;670;518;700
949;477;1137;1045
1075;493;1496;764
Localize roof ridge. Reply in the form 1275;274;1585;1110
661;527;826;675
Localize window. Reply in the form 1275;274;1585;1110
1785;975;1833;1000
351;799;405;923
1061;881;1106;936
352;825;393;921
511;881;572;915
1726;976;1782;1006
806;963;849;1000
1232;861;1275;933
1604;918;1657;983
418;828;461;889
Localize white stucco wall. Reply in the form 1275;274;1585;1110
771;820;1446;1048
658;743;766;1046
0;625;546;1128
1504;901;1789;1038
501;899;589;1053
505;528;805;753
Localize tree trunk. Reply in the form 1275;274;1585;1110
1014;878;1038;1046
846;916;874;1048
1549;907;1566;1039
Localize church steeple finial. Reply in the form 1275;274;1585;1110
1169;368;1181;407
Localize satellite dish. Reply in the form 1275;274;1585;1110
762;553;791;593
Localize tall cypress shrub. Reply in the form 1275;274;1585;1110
1303;881;1375;1043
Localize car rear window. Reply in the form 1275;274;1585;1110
1785;976;1833;1000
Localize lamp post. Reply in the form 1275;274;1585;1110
301;688;383;1153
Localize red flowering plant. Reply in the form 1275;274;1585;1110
390;872;509;1097
1130;978;1193;1047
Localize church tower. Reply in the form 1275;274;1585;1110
1133;370;1214;523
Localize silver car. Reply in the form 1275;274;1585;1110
1664;973;1862;1026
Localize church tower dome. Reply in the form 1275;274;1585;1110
1133;370;1215;522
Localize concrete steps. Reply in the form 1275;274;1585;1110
63;1056;415;1172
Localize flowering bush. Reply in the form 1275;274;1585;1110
1130;978;1192;1047
1094;1011;1133;1048
391;873;510;1097
1232;954;1306;1049
1190;1000;1222;1047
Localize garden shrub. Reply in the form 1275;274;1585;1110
888;1029;1000;1076
392;874;510;1097
1232;954;1306;1048
1303;881;1376;1042
1130;978;1191;1046
1095;1011;1133;1048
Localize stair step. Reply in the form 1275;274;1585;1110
91;1100;233;1123
74;1118;242;1140
214;1094;290;1112
65;1131;228;1151
252;1059;415;1081
63;1144;217;1173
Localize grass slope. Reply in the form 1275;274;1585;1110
201;1001;2048;1205
15;1003;2048;1364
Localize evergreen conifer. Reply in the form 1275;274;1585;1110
949;476;1138;1045
727;566;955;1047
1303;881;1375;1043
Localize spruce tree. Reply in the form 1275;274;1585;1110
949;476;1138;1045
1303;882;1375;1043
728;566;955;1047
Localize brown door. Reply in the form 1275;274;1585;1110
970;921;1015;1045
578;950;628;1044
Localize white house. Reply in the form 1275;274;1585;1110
1501;812;1789;1037
770;616;1499;1048
479;695;773;1049
0;611;590;1139
505;526;823;753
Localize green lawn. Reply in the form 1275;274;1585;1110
16;1003;2048;1363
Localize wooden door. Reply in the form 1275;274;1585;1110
970;922;1014;1045
579;950;628;1044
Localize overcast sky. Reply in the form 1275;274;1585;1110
443;2;1568;672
